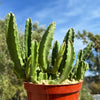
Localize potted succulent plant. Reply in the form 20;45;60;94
5;13;93;100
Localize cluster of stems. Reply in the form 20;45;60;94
5;13;93;84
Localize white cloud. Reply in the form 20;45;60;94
1;0;100;43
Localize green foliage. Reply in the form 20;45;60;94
5;13;93;85
89;81;100;94
85;76;100;94
0;75;26;100
88;53;100;75
76;30;100;52
76;30;100;76
79;81;94;100
32;21;45;42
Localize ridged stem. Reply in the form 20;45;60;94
30;41;39;83
6;13;25;79
24;18;32;60
51;42;66;74
52;41;59;67
59;41;75;83
38;22;56;71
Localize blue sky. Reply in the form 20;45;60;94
0;0;100;75
1;0;100;51
0;0;100;41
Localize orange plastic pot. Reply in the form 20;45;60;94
24;82;82;100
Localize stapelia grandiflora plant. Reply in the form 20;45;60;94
5;13;93;84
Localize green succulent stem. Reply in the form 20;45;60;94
51;42;66;74
59;41;75;83
52;41;59;67
72;50;83;79
83;42;93;60
38;22;56;71
30;41;39;83
76;61;84;80
5;12;93;84
59;28;75;74
24;18;32;60
6;13;25;79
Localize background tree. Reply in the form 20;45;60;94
32;21;45;42
76;30;100;78
79;81;94;100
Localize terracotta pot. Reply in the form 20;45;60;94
24;82;82;100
